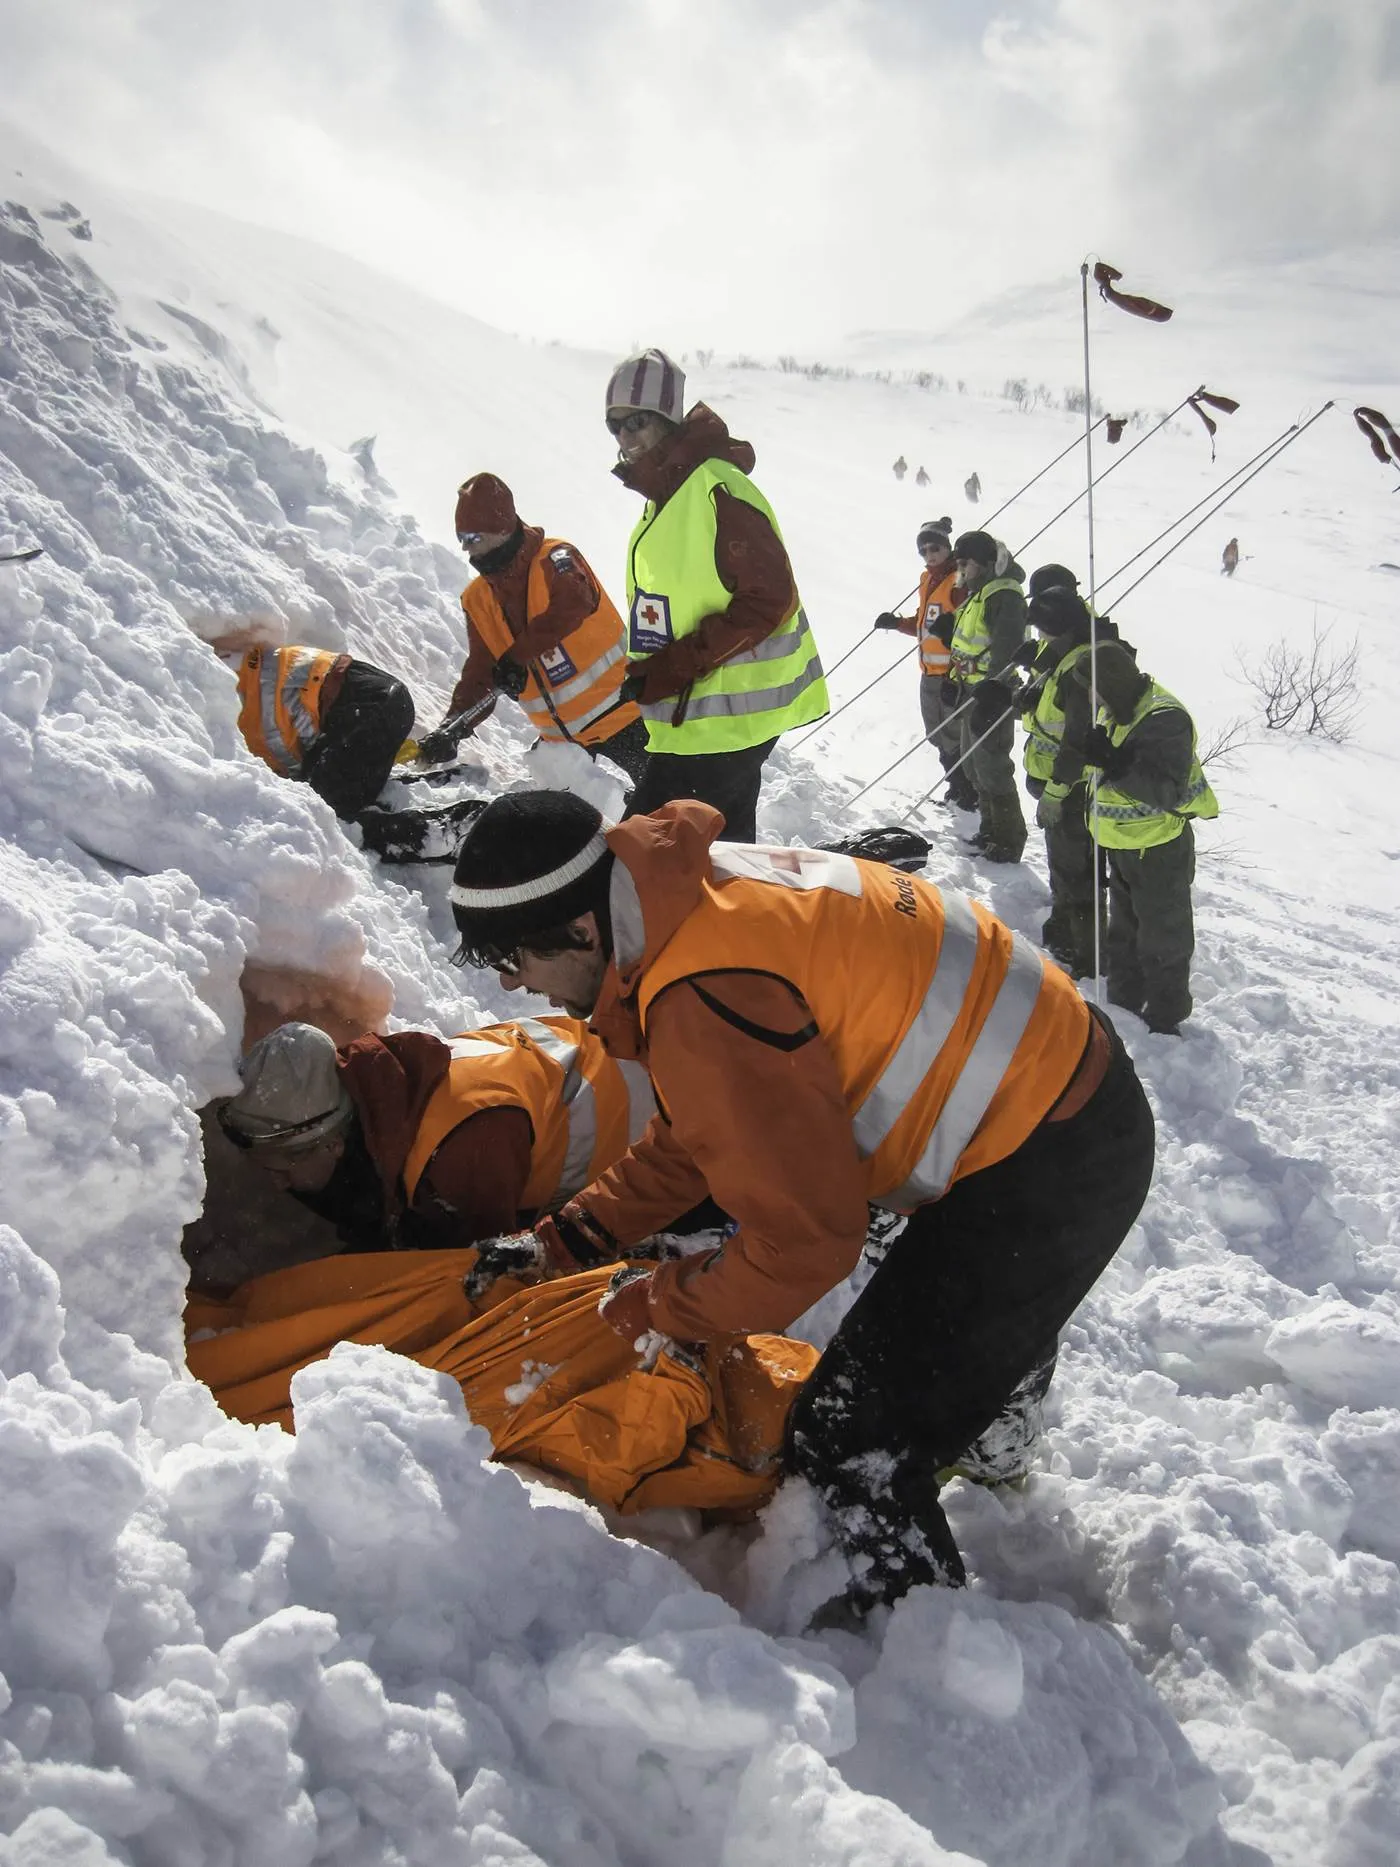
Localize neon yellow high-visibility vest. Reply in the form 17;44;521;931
625;459;828;754
948;576;1023;685
1023;641;1093;782
1093;680;1219;849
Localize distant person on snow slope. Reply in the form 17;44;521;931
873;518;976;810
606;347;828;843
417;473;649;785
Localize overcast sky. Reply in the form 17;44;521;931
3;0;1398;354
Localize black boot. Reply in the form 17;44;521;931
976;794;1027;864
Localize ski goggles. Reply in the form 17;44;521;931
457;528;487;548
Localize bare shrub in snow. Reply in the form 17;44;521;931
1198;714;1253;769
1241;623;1361;742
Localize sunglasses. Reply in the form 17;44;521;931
606;410;657;438
216;1102;338;1153
457;529;487;548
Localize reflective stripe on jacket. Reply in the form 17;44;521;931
915;568;958;676
1023;641;1093;781
1093;681;1220;849
948;575;1022;684
464;538;639;746
236;646;340;776
619;843;1088;1208
625;459;828;754
401;1016;656;1210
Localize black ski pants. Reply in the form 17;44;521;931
624;736;777;844
785;1009;1155;1607
1040;782;1106;976
303;661;416;821
590;715;652;787
1105;825;1196;1033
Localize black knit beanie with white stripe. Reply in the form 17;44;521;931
449;791;614;967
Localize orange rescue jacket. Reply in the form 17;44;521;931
236;646;345;776
401;1015;655;1213
463;538;639;745
896;567;959;675
629;841;1087;1206
583;805;1091;1336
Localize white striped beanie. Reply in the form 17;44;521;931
605;348;686;423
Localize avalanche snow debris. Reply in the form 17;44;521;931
3;120;1400;1866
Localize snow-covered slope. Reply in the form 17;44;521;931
3;118;1400;1867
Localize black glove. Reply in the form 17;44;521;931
970;678;1016;732
620;669;647;704
492;655;530;699
1081;724;1123;771
1010;639;1040;671
940;678;961;708
463;1231;546;1301
416;725;462;765
874;611;902;631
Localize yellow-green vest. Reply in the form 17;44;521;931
625;459;829;754
1023;641;1093;783
1093;680;1219;849
948;576;1024;685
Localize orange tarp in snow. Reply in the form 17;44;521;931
186;1250;817;1516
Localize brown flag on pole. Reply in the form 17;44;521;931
1187;387;1240;460
1354;406;1400;468
1093;262;1174;322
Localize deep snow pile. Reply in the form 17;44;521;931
2;121;1400;1866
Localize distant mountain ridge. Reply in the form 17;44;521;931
840;246;1400;405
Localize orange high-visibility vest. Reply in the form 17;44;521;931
914;568;958;677
236;646;340;776
463;540;640;746
401;1016;656;1211
627;844;1088;1207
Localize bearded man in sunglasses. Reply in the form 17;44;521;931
417;472;649;784
605;349;828;842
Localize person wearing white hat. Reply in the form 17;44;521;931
604;347;828;841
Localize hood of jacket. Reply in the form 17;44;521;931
589;801;727;1058
338;1029;455;1198
612;403;757;509
1081;639;1149;721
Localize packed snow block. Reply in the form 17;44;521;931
0;1369;147;1697
0;1809;126;1866
278;1342;578;1672
1328;1737;1400;1867
846;1590;1228;1867
1266;1303;1400;1411
1320;1409;1400;1562
723;1742;981;1867
0;1222;66;1378
544;1613;852;1758
1125;1260;1305;1391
